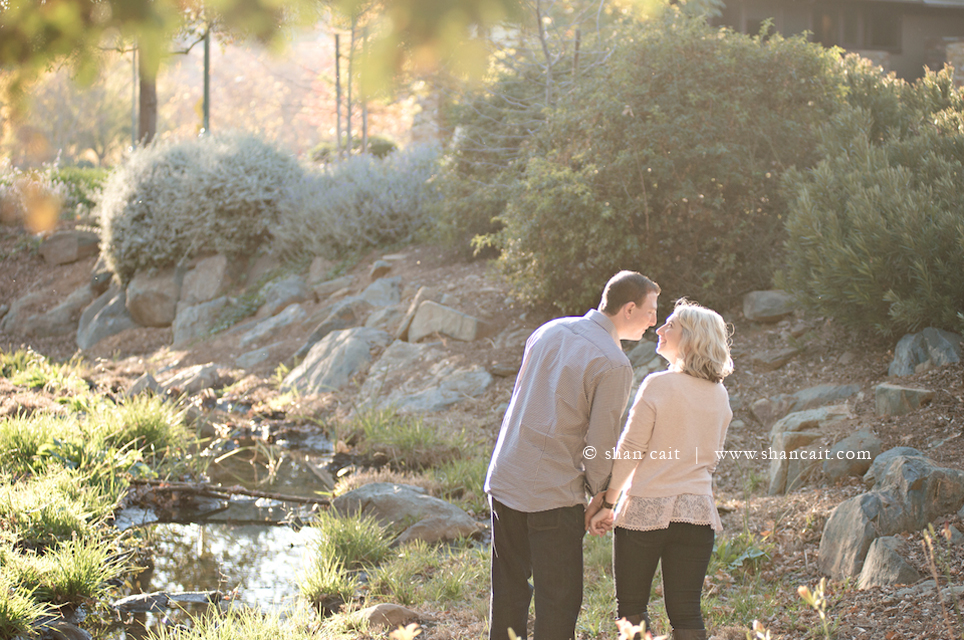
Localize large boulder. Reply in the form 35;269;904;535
179;255;233;305
358;276;402;307
76;286;140;350
818;451;964;579
408;301;491;343
0;291;47;334
237;303;307;350
126;268;180;327
281;327;392;394
39;228;99;265
360;340;493;413
889;327;961;377
823;430;882;483
294;297;374;359
750;384;860;428
256;275;310;318
332;483;481;543
857;536;921;589
172;297;229;347
26;285;94;338
875;383;935;416
742;290;796;323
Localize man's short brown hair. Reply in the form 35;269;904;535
598;271;660;315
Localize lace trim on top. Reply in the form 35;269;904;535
614;494;723;533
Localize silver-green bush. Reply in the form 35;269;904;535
274;144;441;258
98;133;304;284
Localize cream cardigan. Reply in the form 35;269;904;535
609;370;732;500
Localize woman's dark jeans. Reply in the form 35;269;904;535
489;498;586;640
613;522;715;631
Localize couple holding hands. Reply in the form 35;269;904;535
486;271;734;640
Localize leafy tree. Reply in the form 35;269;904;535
474;10;846;313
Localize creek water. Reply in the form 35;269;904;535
106;423;337;639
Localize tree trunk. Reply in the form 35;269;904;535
138;44;159;144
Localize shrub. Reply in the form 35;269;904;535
481;11;847;313
309;135;398;163
780;65;964;335
97;133;304;284
274;143;440;258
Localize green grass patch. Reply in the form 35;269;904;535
423;454;489;515
144;604;324;640
87;393;190;461
0;349;89;396
336;408;466;471
307;509;392;571
0;571;48;639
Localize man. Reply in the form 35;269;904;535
485;271;660;640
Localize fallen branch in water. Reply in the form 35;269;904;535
130;478;331;506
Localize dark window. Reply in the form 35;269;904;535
867;11;901;49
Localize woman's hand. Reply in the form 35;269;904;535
589;506;614;536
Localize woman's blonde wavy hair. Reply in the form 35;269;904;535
668;299;734;383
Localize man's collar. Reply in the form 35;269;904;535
584;309;620;344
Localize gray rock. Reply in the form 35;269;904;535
76;287;139;350
127;268;180;327
863;447;924;487
817;492;882;579
875;383;935;416
819;452;964;579
359;276;402;307
947;525;964;545
889;327;961;377
312;274;355;299
395;286;433;341
332;483;480;542
294;297;374;360
857;537;921;589
360;340;493;412
161;363;227;396
0;303;8;321
0;291;46;334
752;384;860;427
369;259;392;280
365;305;405;332
235;346;272;369
238;303;307;350
26;285;94;338
308;256;334;284
785;444;826;493
128;373;162;396
769;404;851;439
408;300;490;343
768;431;822;495
751;346;804;372
172;297;229;347
180;255;232;305
823;430;882;482
39;228;99;265
90;254;113;296
743;290;796;323
256;275;309;318
282;327;392;394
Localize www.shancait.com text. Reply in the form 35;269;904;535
582;446;873;462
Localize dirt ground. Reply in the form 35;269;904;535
2;222;963;639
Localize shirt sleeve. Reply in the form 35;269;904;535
609;377;658;497
583;363;633;497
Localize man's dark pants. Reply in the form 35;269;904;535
489;497;585;640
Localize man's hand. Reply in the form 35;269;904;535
585;493;604;531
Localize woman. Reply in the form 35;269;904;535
590;299;733;640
